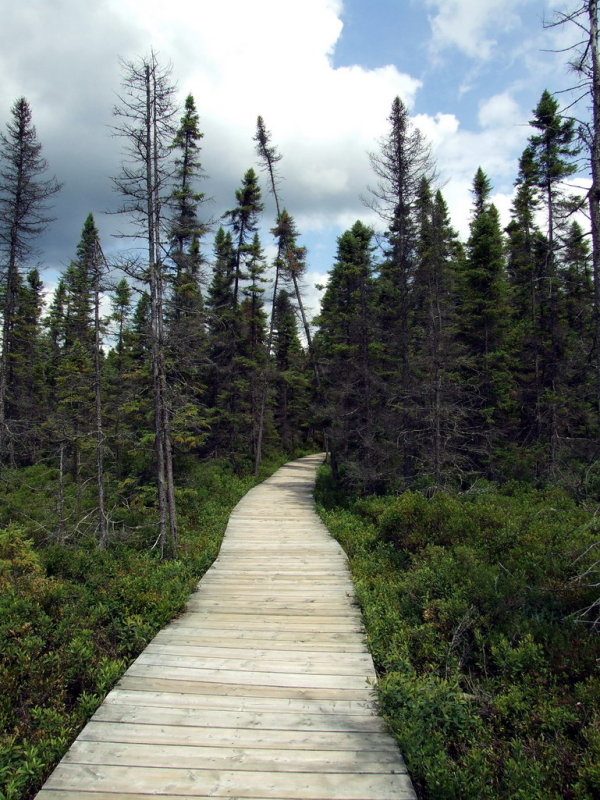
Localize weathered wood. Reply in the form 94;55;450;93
35;454;415;800
43;764;416;799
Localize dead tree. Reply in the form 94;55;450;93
112;51;179;557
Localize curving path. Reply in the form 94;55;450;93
36;454;415;800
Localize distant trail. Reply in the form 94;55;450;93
36;453;416;800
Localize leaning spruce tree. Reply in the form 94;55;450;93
0;97;61;465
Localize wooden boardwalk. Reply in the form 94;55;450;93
36;454;415;800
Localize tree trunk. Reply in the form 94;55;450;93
589;0;600;424
94;243;107;548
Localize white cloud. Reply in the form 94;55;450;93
478;92;522;128
425;0;525;60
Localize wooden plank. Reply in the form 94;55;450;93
134;652;374;677
44;764;416;799
92;703;386;732
116;675;375;701
123;663;371;690
63;740;405;773
143;643;374;665
79;721;394;748
151;633;368;653
102;690;379;717
165;617;363;632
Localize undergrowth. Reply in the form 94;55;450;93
315;466;600;800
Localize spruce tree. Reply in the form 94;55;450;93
316;221;380;489
206;228;241;458
225;168;264;307
167;93;208;454
528;90;579;470
0;98;61;464
5;269;46;463
272;290;308;453
411;180;465;485
456;168;512;474
369;96;434;482
505;148;548;454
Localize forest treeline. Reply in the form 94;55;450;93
317;91;599;497
1;63;600;533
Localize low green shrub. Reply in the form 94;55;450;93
316;466;600;800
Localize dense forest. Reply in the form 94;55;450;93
1;3;600;799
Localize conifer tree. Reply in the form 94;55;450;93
240;233;269;460
456;168;511;473
167;93;207;450
369;96;434;482
505;148;548;452
271;290;308;453
411;180;465;485
5;269;46;462
206;228;240;458
0;97;61;464
528;90;579;469
225;168;264;307
54;216;99;487
253;117;322;471
317;221;380;488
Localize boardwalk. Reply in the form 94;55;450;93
36;454;416;800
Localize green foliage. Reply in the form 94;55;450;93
316;466;600;800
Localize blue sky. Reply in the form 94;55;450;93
0;0;587;318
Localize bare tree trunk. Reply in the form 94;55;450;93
589;0;600;423
143;63;168;558
152;61;178;557
57;441;66;545
93;242;107;548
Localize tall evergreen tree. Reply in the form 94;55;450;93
224;168;264;307
528;90;579;470
5;269;46;463
205;228;240;458
0;98;61;464
505;147;549;452
316;221;380;489
253;118;323;471
456;168;512;473
369;96;434;482
271;290;308;453
166;97;208;456
410;180;466;485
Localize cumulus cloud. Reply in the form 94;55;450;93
0;0;424;281
424;0;527;60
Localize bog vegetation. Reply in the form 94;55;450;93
1;5;600;800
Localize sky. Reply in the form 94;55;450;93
0;0;589;321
